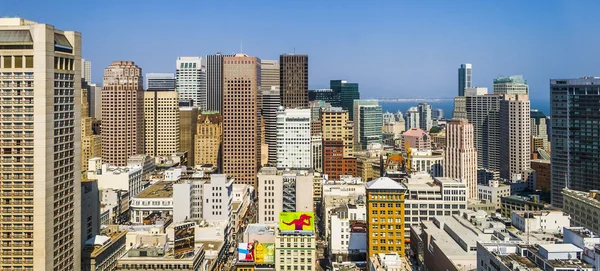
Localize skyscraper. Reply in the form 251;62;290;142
432;108;444;120
194;112;222;167
530;110;549;157
353;100;383;150
405;107;420;130
176;56;206;108
179;106;199;166
331;80;360;120
280;54;308;108
222;54;262;187
308;88;339;106
260;59;280;90
143;90;180;156
493;75;529;95
102;61;144;166
499;94;530;180
458;63;472;96
89;83;102;119
321;107;356;180
550;77;600;208
444;119;477;199
418;103;433;131
263;86;281;165
206;53;228;112
276;109;312;169
0;18;81;270
81;83;102;170
82;58;91;84
145;73;175;91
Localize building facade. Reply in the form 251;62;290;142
82;58;91;84
176;56;206;108
321;107;356;180
206;53;228;112
331;80;359;120
493;75;529;95
280;54;308;108
143;90;180;156
405;107;420;131
458;63;472;96
353;100;383;150
276;108;311;169
263;86;281;165
444;119;478;199
500;94;531;180
102;61;144;166
257;167;314;224
145;73;175;91
0;18;82;270
194;112;222;167
260;59;279;90
222;54;261;187
179;106;199;166
562;189;600;234
418;103;433;131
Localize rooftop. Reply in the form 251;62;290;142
402;128;428;137
245;224;276;236
135;182;173;199
365;177;406;190
83;228;127;258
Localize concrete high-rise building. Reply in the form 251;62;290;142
365;177;407;257
143;91;180;156
263;86;281;165
444;119;478;199
550;77;600;207
453;91;501;172
500;94;530;180
260;59;279;90
179;106;199;166
280;54;308;108
493;75;529;95
89;83;102;120
145;73;175;91
176;56;206;108
102;61;144;166
194;112;222;167
82;58;91;84
353;100;383;150
405;106;420;130
0;18;81;270
530;109;549;156
331;80;359;120
418;103;433;131
206;53;230;112
458;63;472;96
222;54;262;187
276;108;311;169
321;107;356;180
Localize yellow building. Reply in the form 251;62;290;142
194;112;222;167
365;177;407;258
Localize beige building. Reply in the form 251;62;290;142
143;90;180;156
81;85;101;170
260;59;279;90
82;228;127;271
194;112;222;167
179;106;199;166
275;230;317;271
320;107;356;179
500;94;531;180
562;188;600;234
102;61;144;166
257;167;314;224
222;54;261;187
0;18;82;270
444;119;478;199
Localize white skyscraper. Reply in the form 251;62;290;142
82;58;91;84
405;106;420;130
418;103;433;131
176;56;207;108
277;108;312;169
0;18;81;270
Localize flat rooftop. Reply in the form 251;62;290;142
135;181;173;198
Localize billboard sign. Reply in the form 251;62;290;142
279;212;315;233
254;242;274;264
174;222;195;256
238;243;255;262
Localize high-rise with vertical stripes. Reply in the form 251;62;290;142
206;53;229;112
176;56;206;108
0;18;81;271
280;54;308;108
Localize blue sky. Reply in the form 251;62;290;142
3;0;600;101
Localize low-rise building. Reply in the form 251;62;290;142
127;154;156;180
562;189;600;234
87;157;144;198
368;252;412;271
500;194;545;218
408;150;444;177
130;182;174;224
477;179;511;210
257;167;315;224
275;229;317;271
511;210;570;234
116;244;207;271
328;204;367;261
531;159;550;192
82;227;127;271
100;188;129;225
321;176;366;239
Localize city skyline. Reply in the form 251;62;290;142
5;1;600;101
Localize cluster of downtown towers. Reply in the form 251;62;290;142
0;17;599;271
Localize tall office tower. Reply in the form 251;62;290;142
206;53;226;112
444;119;478;199
179;106;199;166
321;107;356;180
418;103;433;131
276;108;311;169
0;18;81;270
194;112;222;167
365;177;407;257
260;59;279;90
550;77;600;207
143;90;180;156
331;80;359;120
263;86;281;165
458;63;472;96
405;106;420;130
89;83;102;119
530;110;549;156
102;61;144;166
175;56;206;108
145;73;175;91
353;100;383;150
82;58;91;84
81;84;101;170
493;75;529;95
453;90;501;172
280;54;308;108
222;54;262;187
499;94;530;180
